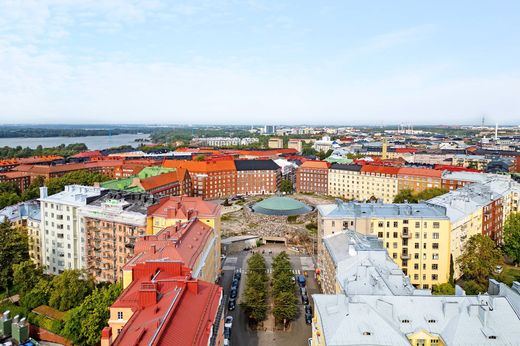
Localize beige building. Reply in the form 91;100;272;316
268;137;284;149
287;139;303;152
327;164;399;203
317;201;451;289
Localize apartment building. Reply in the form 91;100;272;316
296;161;330;194
163;160;237;199
0;200;42;266
80;191;159;283
397;167;442;193
317;201;451;289
312;281;520;346
0;172;31;192
121;218;220;288
39;185;105;275
101;261;224;346
146;196;222;234
235;159;281;195
268;137;284;149
320;230;417;295
287;139;303;152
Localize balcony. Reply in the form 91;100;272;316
401;232;410;239
400;253;410;260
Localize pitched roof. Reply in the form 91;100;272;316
163;159;236;172
139;169;187;191
330;163;362;172
147;196;221;219
398;167;442;178
234;159;280;171
360;165;400;175
299;160;330;169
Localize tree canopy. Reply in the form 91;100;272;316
48;270;95;311
393;187;448;203
0;220;29;292
504;212;520;263
243;254;268;323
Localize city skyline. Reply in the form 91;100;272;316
0;1;519;125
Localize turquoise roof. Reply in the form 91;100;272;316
252;196;312;215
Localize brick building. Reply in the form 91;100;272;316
234;159;281;195
296;161;330;194
0;171;31;192
163;160;237;199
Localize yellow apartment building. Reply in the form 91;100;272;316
317;201;451;289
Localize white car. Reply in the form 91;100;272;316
225;315;233;329
495;265;503;274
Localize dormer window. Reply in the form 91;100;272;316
401;319;410;323
427;319;437;323
362;331;372;336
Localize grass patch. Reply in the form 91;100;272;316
495;265;520;286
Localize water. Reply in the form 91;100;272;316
0;133;151;150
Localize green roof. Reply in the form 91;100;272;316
325;156;353;164
252;196;312;216
101;167;174;192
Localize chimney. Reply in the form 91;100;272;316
138;282;158;308
187;280;199;294
101;327;113;346
39;186;48;199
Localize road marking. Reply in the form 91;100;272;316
300;257;315;271
225;257;238;265
223;266;235;271
292;269;301;275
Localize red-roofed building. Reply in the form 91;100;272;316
122;218;220;289
0;171;31;191
146;196;222;234
12;160;123;181
70;150;102;159
397;167;442;193
163;160;237;199
101;261;224;346
135;168;191;197
296;161;330;194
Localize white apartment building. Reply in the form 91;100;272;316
39;185;104;275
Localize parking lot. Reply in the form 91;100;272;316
220;244;318;346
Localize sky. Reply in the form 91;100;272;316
0;1;519;126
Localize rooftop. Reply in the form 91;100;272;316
39;185;105;206
147;196;221;219
318;201;448;220
234;159;280;171
313;281;520;346
0;200;41;223
252;196;312;216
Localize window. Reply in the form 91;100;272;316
393;221;398;227
415;243;419;249
415;222;420;228
378;232;383;238
432;243;439;249
414;264;419;270
433;232;439;239
432;274;438;280
432;264;438;270
393;253;397;259
393;232;398;238
117;311;123;320
378;221;384;227
433;222;440;229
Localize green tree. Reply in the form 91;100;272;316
272;291;298;323
317;149;333;160
0;221;29;292
21;278;51;310
504;212;520;263
243;254;268;322
12;260;44;297
416;188;448;201
62;283;122;346
48;270;95;311
393;189;417;203
46;171;109;195
457;234;502;287
280;179;293;194
432;283;455;295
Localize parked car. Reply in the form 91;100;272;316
225;316;233;329
302;294;309;305
495;265;503;274
297;275;306;287
305;312;312;324
230;288;238;299
305;304;312;315
228;298;236;311
233;271;242;281
224;326;231;339
300;287;307;297
224;338;230;346
231;279;239;289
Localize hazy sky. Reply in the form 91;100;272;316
1;1;519;125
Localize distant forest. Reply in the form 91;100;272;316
0;126;155;138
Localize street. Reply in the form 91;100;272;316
220;244;317;346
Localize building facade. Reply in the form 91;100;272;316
317;201;451;289
39;185;105;275
296;161;330;194
235;159;281;195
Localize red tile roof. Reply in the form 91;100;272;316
147;196;221;219
163;159;236;172
139;168;188;191
109;261;222;346
124;218;214;270
398;167;442;178
360;165;400;175
299;160;330;169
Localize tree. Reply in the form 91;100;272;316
48;270;95;311
416;188;448;201
393;189;417;203
243;254;268;322
317;149;333;160
0;221;29;292
271;252;298;324
504;213;520;263
46;171;109;195
62;283;122;346
21;278;51;310
272;291;298;323
432;283;455;295
457;234;502;286
280;179;293;194
13;260;44;297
